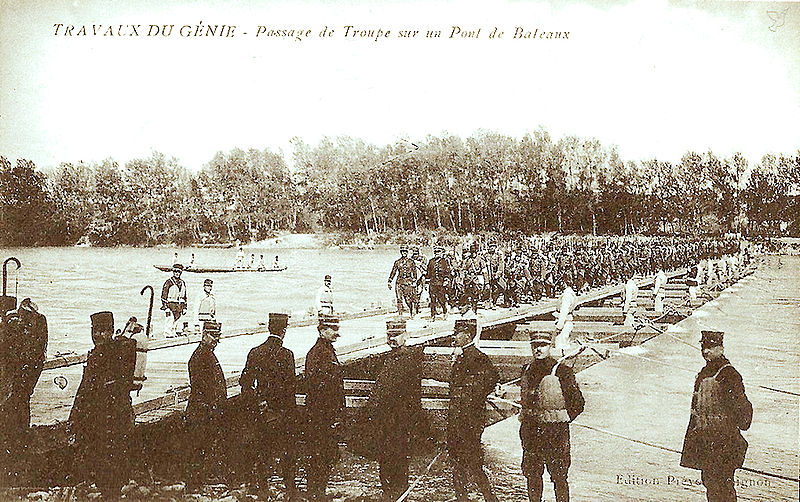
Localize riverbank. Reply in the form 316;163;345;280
63;229;510;250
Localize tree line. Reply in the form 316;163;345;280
1;129;798;247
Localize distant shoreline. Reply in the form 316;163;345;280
2;231;796;251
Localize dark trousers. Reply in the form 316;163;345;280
448;435;498;502
429;284;448;318
252;418;297;492
531;280;544;301
452;460;498;502
521;423;571;502
396;283;417;315
185;414;221;488
488;280;505;306
306;422;338;500
701;468;737;502
379;455;409;501
506;283;521;306
461;283;480;313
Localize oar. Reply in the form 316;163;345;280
140;285;154;338
2;257;21;297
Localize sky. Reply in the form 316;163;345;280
1;0;798;172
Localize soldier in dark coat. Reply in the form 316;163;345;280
680;330;752;502
458;248;486;315
388;246;419;317
484;240;506;308
304;314;345;501
519;332;584;502
185;322;227;489
426;246;452;321
447;319;500;502
69;312;137;499
366;319;425;500
0;298;48;436
239;312;298;497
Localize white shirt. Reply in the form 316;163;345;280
316;284;333;315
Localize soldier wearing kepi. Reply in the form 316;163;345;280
388;245;419;317
411;247;428;315
366;319;425;501
426;245;452;321
195;278;216;329
681;330;753;502
161;263;188;338
484;239;506;308
69;312;137;499
519;332;584;502
185;320;227;489
304;314;345;501
316;275;334;317
239;313;298;498
447;319;500;502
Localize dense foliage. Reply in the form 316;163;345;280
1;130;798;246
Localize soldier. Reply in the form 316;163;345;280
195;278;216;332
459;247;486;315
316;275;334;316
161;263;188;338
304;314;345;501
366;319;425;500
519;332;584;502
185;320;227;489
447;319;500;502
680;330;752;502
411;247;428;314
239;312;298;498
426;246;452;321
1;298;48;435
388;245;419;317
69;312;137;499
484;240;506;308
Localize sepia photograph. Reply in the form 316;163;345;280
0;0;798;500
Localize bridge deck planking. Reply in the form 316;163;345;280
31;269;687;426
481;260;797;501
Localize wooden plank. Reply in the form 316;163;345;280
482;258;799;500
33;268;690;425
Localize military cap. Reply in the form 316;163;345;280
91;311;114;335
529;332;553;346
386;319;406;336
700;330;724;347
203;278;213;286
454;318;477;336
319;314;340;329
324;274;332;281
399;245;409;252
0;295;17;314
268;312;290;333
172;263;184;271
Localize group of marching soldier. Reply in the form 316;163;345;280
389;235;743;319
0;234;755;502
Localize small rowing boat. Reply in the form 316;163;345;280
153;265;287;273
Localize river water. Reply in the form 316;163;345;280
0;246;401;356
